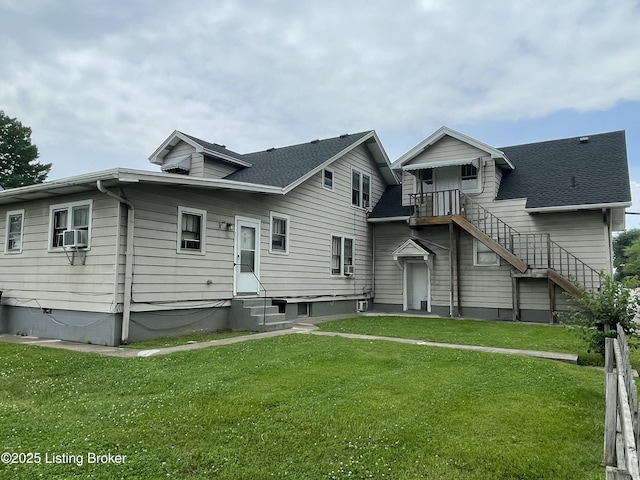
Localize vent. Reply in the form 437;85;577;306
340;133;350;138
310;139;320;144
266;147;276;152
579;136;589;143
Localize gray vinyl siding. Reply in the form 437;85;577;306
0;193;120;313
401;135;496;207
117;143;383;307
202;158;240;178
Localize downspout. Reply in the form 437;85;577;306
97;180;134;344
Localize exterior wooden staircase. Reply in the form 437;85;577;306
410;190;601;296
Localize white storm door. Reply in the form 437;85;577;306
235;217;261;294
434;166;460;215
405;261;429;311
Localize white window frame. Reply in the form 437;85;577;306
460;162;482;193
322;167;334;191
177;206;207;255
473;239;499;267
351;168;372;209
5;209;25;254
330;234;355;277
48;200;93;251
269;212;290;255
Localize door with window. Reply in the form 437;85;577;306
234;217;261;294
434;167;460;215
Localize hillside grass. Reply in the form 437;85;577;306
0;334;605;479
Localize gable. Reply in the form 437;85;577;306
404;135;489;167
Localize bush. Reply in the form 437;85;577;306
558;273;640;355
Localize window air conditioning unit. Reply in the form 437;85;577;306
357;300;368;312
344;265;354;276
63;229;88;248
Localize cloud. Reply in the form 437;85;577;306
0;0;639;178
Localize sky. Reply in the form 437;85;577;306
1;0;640;227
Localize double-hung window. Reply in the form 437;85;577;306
49;201;92;250
5;210;24;254
322;168;334;191
331;235;354;276
269;212;289;254
461;163;479;191
178;206;206;254
474;239;499;266
351;169;371;208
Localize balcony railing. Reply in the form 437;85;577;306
410;189;601;290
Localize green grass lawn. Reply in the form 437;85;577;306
318;316;622;367
0;334;605;479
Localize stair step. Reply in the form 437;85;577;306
240;298;272;308
261;321;294;331
247;305;280;316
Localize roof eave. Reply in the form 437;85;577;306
281;131;397;194
367;216;410;223
525;201;633;213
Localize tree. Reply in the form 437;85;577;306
559;273;640;356
0;110;51;189
613;229;640;282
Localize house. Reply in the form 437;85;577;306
0;130;396;346
369;127;632;322
0;126;632;345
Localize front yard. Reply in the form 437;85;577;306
0;322;606;479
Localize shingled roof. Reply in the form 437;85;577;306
224;131;372;188
497;130;632;209
369;185;411;219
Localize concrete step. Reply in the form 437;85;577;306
241;298;272;308
261;320;294;332
247;305;281;316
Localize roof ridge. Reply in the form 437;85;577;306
500;130;624;150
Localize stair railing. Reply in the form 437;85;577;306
410;190;601;291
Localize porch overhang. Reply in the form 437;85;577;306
402;158;480;172
392;238;435;269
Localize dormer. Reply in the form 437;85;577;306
394;126;514;207
149;131;252;179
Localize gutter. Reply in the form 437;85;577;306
97;180;134;345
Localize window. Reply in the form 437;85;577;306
351;169;371;208
474;239;499;266
322;168;334;191
331;235;355;276
178;207;206;254
420;169;434;193
269;212;289;254
5;210;24;254
297;302;310;317
461;163;479;191
49;201;92;250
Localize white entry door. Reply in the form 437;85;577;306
234;217;261;294
404;261;429;311
434;166;460;215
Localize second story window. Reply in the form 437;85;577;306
323;168;334;191
351;169;371;208
461;164;479;191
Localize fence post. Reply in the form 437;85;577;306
605;338;618;466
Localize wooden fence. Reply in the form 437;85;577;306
604;325;640;479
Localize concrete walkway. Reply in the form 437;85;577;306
0;322;579;364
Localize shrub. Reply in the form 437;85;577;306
558;273;640;355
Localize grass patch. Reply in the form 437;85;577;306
122;330;252;349
318;316;616;367
0;335;604;479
